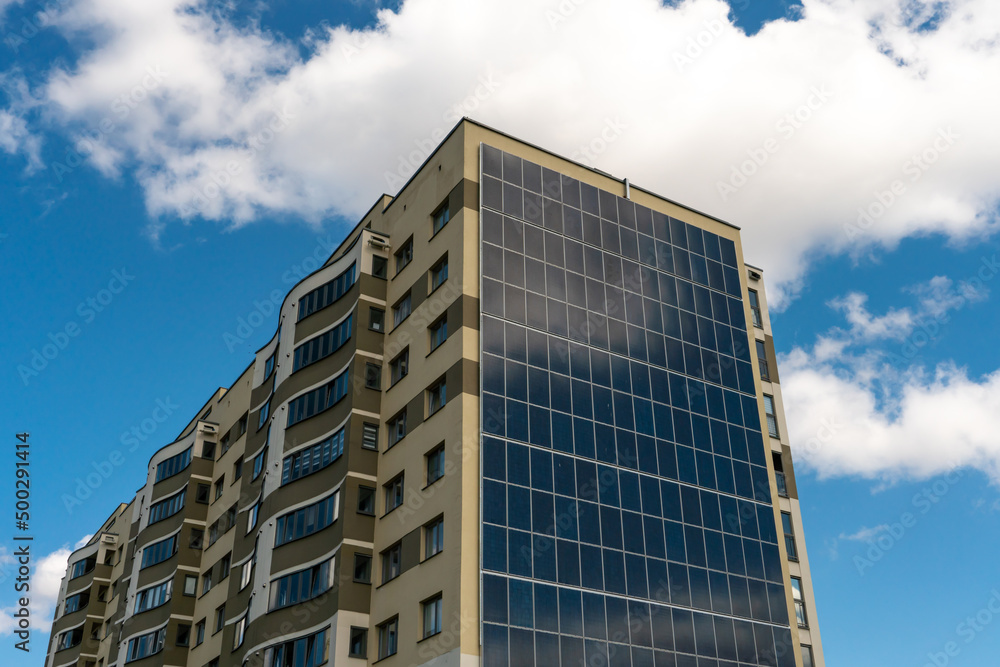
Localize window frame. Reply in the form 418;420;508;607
353;553;372;584
368;307;385;332
430;254;449;292
394;238;413;276
782;511;798;561
431;201;450;235
422;594;443;639
424;516;444;560
361;422;379;450
429;313;448;352
389;348;409;386
371;254;388;280
748;288;763;328
381;544;402;584
387;410;407;448
427;378;447;416
764;393;779;438
392;292;412;328
348;626;368;659
426;445;445;485
377;616;398;659
383;475;404;515
364;362;382;390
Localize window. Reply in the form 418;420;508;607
268;557;335;610
392;292;412;328
202;440;216;460
155;447;192;483
214;476;225;501
377;617;398;659
362;422;379;450
369;307;385;332
258;399;270;430
238;414;248;436
287;369;350;426
125;628;164;662
293;315;353;371
432;202;450;234
234;458;243;480
63;591;90;615
348;627;367;658
428;379;447;415
253;447;267;480
176;624;191;647
390;349;409;385
148;488;185;525
264;352;275;380
134;580;172;614
233;616;247;650
70;556;96;579
247;502;261;533
220;433;232;453
791;577;808;627
201;570;213;595
364;362;382;389
183;575;197;596
395;238;413;274
430;255;448;291
215;605;226;633
274;491;340;546
422;595;443;638
426;445;445;485
357;486;376;515
388;411;407;447
372;255;388;279
140;535;177;569
749;289;763;327
97;585;108;602
195;483;211;504
56;627;83;651
384;475;404;514
756;339;770;381
782;512;798;561
194;620;205;646
764;394;779;438
208;504;238;546
429;314;448;351
240;557;255;590
801;645;815;667
353;553;372;583
773;453;787;497
298;263;356;321
265;628;328;667
219;553;231;580
425;517;444;559
281;428;346;484
382;543;401;583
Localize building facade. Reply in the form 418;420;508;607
45;119;824;667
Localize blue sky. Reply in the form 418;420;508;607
2;0;1000;665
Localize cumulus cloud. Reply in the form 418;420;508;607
0;108;42;169
5;0;999;302
0;534;92;637
780;269;1000;484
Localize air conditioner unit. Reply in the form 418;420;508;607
368;236;390;249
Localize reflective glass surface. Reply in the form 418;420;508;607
480;144;793;667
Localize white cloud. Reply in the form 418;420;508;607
0;534;92;637
781;271;1000;483
12;0;1000;302
839;525;890;542
0;108;42;169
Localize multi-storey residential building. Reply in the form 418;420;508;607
45;119;824;667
